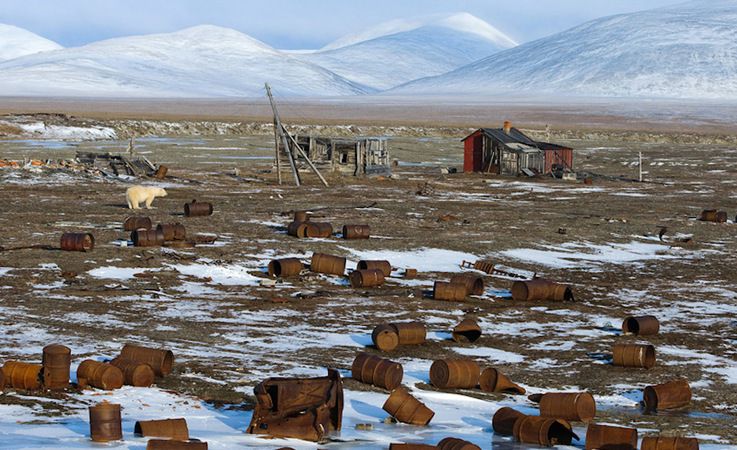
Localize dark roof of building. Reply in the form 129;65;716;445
463;128;573;151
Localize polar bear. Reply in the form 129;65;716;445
126;185;167;210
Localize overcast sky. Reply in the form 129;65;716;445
1;0;685;49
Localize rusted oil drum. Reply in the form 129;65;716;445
437;437;481;450
404;268;418;278
303;222;333;238
2;361;42;390
60;232;94;252
310;253;346;276
643;378;692;411
699;209;727;223
120;344;174;377
110;357;155;387
449;273;484;295
538;391;596;422
89;402;122;442
349;269;385;288
134;418;189;440
511;278;573;301
641;436;699;450
77;360;124;390
357;260;392;277
492;407;527;436
343;224;370;240
268;258;303;278
622;315;660;336
131;228;165;247
473;260;494;274
382;387;435;425
154;165;168;179
351;352;403;390
451;318;482;343
146;439;208;450
433;281;467;302
372;324;400;352
156;223;186;241
612;342;656;369
293;211;309;222
123;216;152;231
42;344;71;390
393;322;426;345
0;367;4;389
513;416;575;446
430;359;480;389
479;368;525;394
585;423;637;450
287;221;307;237
389;445;438;450
184;200;213;217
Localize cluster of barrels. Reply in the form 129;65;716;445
493;387;697;449
613;315;660;369
90;405;207;448
432;274;574;303
1;343;172;393
698;208;732;223
286;211;370;240
124;216;191;248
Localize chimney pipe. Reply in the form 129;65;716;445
503;121;512;134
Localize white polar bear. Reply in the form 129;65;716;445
126;185;167;209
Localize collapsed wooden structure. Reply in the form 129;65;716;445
75;151;163;178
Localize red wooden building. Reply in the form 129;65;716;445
462;122;573;176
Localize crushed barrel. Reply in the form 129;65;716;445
349;269;385;288
184;200;214;217
383;387;435;425
343;224;370;239
473;259;495;274
120;344;174;377
123;216;152;231
2;361;42;390
451;318;482;343
77;360;124;390
89;402;122;442
538;392;596;422
134;418;189;440
110;357;155;387
433;281;467;301
612;342;656;369
372;324;400;352
357;260;392;277
156;223;186;241
268;258;303;278
131;228;165;247
643;378;692;411
449;273;484;295
513;416;576;446
511;278;573;301
479;368;525;394
60;232;94;252
492;407;527;436
310;252;346;276
351;352;403;390
585;423;637;450
437;437;481;450
699;209;727;223
42;344;71;390
622;315;660;336
430;359;480;389
641;436;700;450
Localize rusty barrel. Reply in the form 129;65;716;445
184;200;213;217
511;278;573;301
430;359;480;389
293;211;309;222
60;232;94;252
287;221;307;237
42;344;71;390
146;440;208;450
479;368;525;394
89;402;122;442
131;228;165;247
451;318;481;343
110;357;155;387
372;324;400;352
643;378;691;411
157;223;186;241
120;344;174;377
433;281;467;301
492;407;527;436
349;269;385;288
77;360;124;390
641;436;699;450
351;352;403;390
612;342;656;369
134;418;189;440
303;222;333;238
154;165;168;179
268;258;303;278
699;209;727;223
404;268;418;278
539;392;596;422
622;315;660;336
437;437;481;450
310;253;346;276
449;273;484;295
123;216;152;231
394;322;426;345
343;224;370;240
585;423;637;450
513;416;575;446
389;445;438;450
383;387;435;425
357;260;392;277
2;361;42;390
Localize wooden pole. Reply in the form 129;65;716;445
283;124;329;187
265;83;300;186
273;117;282;185
639;152;643;182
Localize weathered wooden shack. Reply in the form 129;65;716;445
462;122;573;176
279;135;390;176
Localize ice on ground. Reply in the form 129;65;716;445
15;122;117;140
168;263;260;286
453;346;525;363
341;247;476;273
88;266;160;281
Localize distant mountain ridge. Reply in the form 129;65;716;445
0;24;62;61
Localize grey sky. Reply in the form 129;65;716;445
1;0;685;49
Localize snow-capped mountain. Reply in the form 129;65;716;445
0;25;368;97
0;24;61;61
393;1;737;99
297;13;517;90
